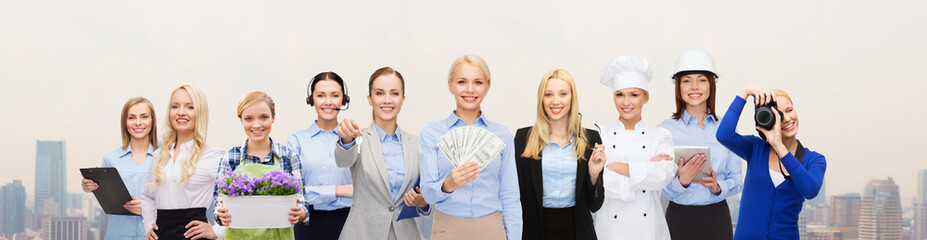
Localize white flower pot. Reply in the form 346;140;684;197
222;194;298;229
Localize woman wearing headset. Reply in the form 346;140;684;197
593;56;676;240
81;97;159;239
660;49;742;240
334;67;431;240
716;86;826;240
419;55;522;240
514;69;605;240
287;72;354;240
142;85;225;240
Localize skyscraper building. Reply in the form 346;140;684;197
915;170;927;240
830;193;861;228
34;140;67;217
42;216;89;240
1;180;27;238
859;178;903;240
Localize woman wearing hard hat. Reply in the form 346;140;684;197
716;86;826;240
659;49;743;240
593;56;677;240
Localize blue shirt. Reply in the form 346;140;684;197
215;138;310;217
101;144;155;239
287;121;353;210
718;96;826;240
541;139;577;208
660;110;744;206
419;112;522;240
339;124;406;199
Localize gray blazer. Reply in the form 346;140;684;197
334;124;429;240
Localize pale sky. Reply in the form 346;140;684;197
2;0;925;205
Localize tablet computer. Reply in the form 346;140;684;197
673;146;712;182
80;167;136;215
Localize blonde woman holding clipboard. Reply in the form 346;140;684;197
334;67;430;240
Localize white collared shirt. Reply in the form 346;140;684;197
141;140;225;232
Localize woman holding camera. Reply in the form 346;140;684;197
659;49;742;240
716;85;826;240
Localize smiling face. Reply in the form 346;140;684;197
240;101;274;143
679;73;711;107
448;63;490;112
368;73;405;123
613;88;649;121
312;79;344;122
125;102;153;141
543;78;572;122
776;96;799;138
169;89;196;135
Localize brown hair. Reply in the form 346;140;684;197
368;67;405;96
236;91;276;118
120;97;159;149
671;74;718;120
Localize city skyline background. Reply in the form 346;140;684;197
2;0;927;207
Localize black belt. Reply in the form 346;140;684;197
155;207;208;240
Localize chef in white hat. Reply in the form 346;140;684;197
593;56;677;240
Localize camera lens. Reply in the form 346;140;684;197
755;107;774;130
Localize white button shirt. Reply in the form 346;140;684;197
141;141;225;233
594;121;676;240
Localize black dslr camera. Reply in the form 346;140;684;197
755;101;783;140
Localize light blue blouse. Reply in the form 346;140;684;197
287;121;353;210
101;144;154;239
419;112;522;240
541;139;577;208
660;110;744;206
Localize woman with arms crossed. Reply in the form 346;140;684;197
515;69;605;240
419;55;522;240
81;97;159;239
143;85;225;240
334;67;431;240
593;56;677;240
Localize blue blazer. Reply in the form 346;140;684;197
716;96;826;240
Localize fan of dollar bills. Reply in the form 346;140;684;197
438;126;505;169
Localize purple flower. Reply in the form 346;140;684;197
216;169;299;196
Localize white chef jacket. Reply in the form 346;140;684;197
594;121;676;240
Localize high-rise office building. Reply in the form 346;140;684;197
1;180;27;238
42;216;88;240
859;178;903;240
916;170;927;240
34;140;67;217
830;193;861;227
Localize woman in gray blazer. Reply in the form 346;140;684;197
334;67;431;240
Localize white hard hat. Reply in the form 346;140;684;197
672;49;718;82
601;56;653;92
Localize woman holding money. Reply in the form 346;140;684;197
514;69;606;240
419;54;522;240
333;67;431;240
593;56;677;240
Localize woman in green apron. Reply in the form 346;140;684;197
214;91;310;240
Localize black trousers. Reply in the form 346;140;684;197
154;208;208;240
293;207;350;240
665;200;733;240
541;207;576;240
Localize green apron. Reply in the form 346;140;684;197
225;154;296;240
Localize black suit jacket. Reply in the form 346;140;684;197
514;127;604;240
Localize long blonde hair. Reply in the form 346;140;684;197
521;69;589;161
150;85;210;187
120;97;159;149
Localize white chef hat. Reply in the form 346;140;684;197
600;56;653;92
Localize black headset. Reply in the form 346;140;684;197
306;71;350;111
